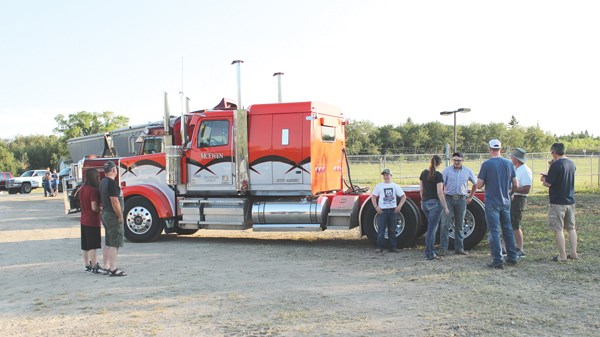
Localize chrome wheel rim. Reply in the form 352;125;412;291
126;206;153;235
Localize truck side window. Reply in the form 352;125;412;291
198;120;230;148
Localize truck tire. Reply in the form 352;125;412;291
174;228;199;236
361;198;419;249
124;196;164;242
441;196;487;250
21;183;32;194
415;208;428;238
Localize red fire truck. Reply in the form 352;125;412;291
79;97;487;250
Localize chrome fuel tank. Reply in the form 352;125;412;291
252;197;330;226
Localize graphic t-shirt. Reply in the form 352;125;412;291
372;182;405;209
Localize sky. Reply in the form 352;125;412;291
1;0;599;139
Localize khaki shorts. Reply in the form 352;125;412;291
547;204;576;232
102;211;124;248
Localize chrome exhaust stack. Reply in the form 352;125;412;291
273;72;284;103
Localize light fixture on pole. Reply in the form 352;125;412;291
440;108;471;153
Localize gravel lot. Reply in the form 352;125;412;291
1;193;599;336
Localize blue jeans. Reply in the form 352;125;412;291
422;199;443;258
376;208;398;249
440;197;467;252
485;203;517;265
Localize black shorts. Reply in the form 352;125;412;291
81;225;101;250
510;195;528;230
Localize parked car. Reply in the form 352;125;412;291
6;169;47;194
0;172;14;191
57;167;72;192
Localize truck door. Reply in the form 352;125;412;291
187;117;235;193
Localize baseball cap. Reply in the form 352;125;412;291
488;139;502;149
103;161;117;173
381;168;392;176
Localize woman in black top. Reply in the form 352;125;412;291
419;155;449;260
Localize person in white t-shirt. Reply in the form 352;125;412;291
371;168;406;253
509;148;533;257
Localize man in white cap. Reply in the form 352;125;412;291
476;139;519;269
509;148;532;257
371;168;406;253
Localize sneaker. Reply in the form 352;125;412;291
437;250;446;257
516;248;526;257
505;259;518;266
455;250;468;255
487;262;504;269
389;248;400;253
425;255;440;261
375;248;385;254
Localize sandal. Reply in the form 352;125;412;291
108;268;127;277
551;256;568;262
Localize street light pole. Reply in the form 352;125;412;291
440;108;471;153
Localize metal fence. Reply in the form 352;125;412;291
346;153;600;192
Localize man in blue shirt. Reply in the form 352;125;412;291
441;152;477;255
476;139;519;269
541;142;578;262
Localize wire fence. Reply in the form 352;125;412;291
346;153;600;193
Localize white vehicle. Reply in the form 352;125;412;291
6;169;47;194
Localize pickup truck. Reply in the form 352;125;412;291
6;169;47;194
0;172;13;191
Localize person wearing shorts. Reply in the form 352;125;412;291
541;142;578;262
509;148;532;257
79;168;102;273
99;161;127;276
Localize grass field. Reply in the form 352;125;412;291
347;154;600;193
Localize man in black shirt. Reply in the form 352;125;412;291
99;161;127;276
541;143;578;262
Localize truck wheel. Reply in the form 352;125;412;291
124;196;164;242
174;228;199;236
443;197;487;250
361;198;419;248
21;183;32;194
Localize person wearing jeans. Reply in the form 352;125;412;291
477;139;519;269
419;155;449;260
440;152;477;255
371;168;406;253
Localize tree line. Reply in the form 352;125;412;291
1;112;599;175
345;117;600;155
1;111;128;175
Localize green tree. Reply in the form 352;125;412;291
378;124;402;153
345;120;380;154
9;135;62;174
0;140;21;174
508;115;519;128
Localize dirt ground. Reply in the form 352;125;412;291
1;193;599;337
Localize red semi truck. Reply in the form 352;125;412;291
78;98;487;250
